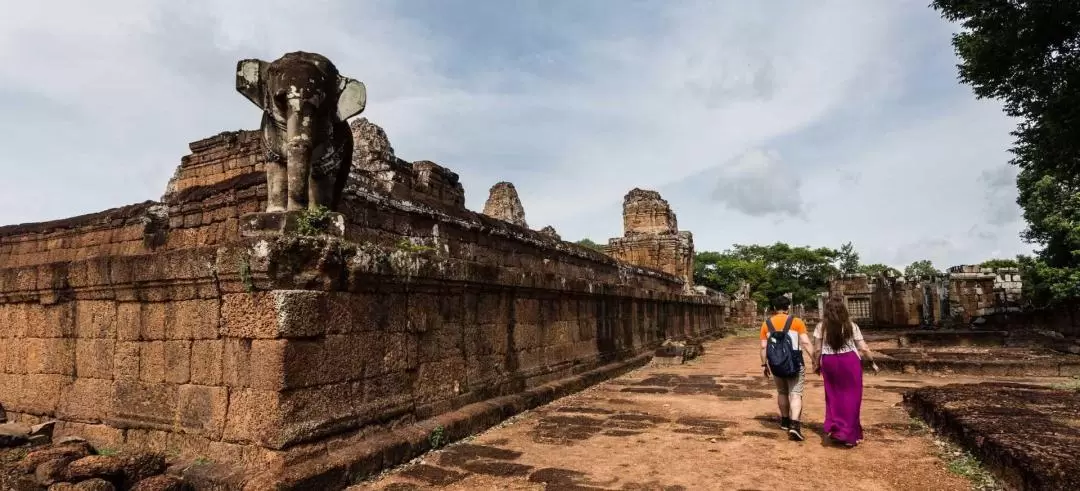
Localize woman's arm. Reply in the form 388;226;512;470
852;322;878;372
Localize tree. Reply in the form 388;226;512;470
837;242;860;274
980;258;1020;270
904;260;941;278
931;0;1080;304
575;238;604;251
858;263;901;278
694;242;839;308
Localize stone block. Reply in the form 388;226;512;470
26;338;75;375
54;421;125;449
28;303;75;338
164;341;192;384
116;302;141;341
20;374;71;414
75;339;114;379
223;339;285;390
109;380;178;431
221;293;278;338
177;385;228;439
190;340;224;386
169;299;221;340
76;300;117;338
223;389;281;447
114;342;140;381
57;378;114;423
141;303;166;341
415;358;467;406
139;341;166;383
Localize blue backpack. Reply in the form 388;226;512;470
765;315;802;377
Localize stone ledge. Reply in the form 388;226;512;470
240;211;346;238
245;347;673;490
904;383;1080;491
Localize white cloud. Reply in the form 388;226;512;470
0;0;1035;271
712;149;805;218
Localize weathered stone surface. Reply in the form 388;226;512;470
621;188;676;235
65;455;125;481
905;383;1080;491
0;402;6;423
538;226;560;241
0;422;31;446
122;453;167;488
18;442;93;474
604;189;694;290
482;182;527;228
35;457;73;486
130;474;183;491
72;478;117;491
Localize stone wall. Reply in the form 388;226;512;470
604;189;694;291
0;120;732;488
828;265;1025;327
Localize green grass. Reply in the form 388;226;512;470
929;436;1000;490
95;448;118;457
1050;376;1080;391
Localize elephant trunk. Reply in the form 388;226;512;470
285;97;315;211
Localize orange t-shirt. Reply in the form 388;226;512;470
759;314;807;351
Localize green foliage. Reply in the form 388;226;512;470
837;242;860;274
904;260;941;278
694;242;840;308
429;425;446;449
980;258;1019;270
857;263;901;278
932;0;1080;305
1018;254;1080;307
575;238;604;251
396;238;435;254
295;205;334;236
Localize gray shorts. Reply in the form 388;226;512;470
773;367;805;395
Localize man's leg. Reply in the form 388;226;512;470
789;394;803;421
787;370;807;441
775;377;792;430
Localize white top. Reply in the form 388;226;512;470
813;321;864;357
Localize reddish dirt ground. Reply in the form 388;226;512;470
351;335;1062;490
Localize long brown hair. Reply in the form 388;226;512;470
822;295;854;351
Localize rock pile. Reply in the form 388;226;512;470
2;429;182;491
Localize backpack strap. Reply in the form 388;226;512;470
781;315;794;334
765;317;776;333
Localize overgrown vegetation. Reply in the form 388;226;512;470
931;0;1080;307
575;238;605;251
238;254;254;293
396;238;436;254
295;205;334;236
429;425;446;449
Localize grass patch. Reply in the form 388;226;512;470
429;425;446;449
95;448;118;457
295;205;334;236
930;438;1000;490
396;238;436;254
1050;376;1080;391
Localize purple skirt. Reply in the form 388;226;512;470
821;351;864;444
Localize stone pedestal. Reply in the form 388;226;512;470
239;210;346;238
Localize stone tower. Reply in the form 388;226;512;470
605;189;695;290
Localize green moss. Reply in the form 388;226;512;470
295;205;334;236
396;238;435;254
238;254;254;293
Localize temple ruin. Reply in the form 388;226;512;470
604;189;695;292
0;52;752;490
825;266;1024;327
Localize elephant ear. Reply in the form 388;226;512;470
236;59;268;109
336;77;367;121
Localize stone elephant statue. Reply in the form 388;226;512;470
235;51;367;212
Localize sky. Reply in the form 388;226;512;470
0;0;1033;270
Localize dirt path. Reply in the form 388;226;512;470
352;336;980;490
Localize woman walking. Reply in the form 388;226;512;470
812;295;879;447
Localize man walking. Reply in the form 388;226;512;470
760;295;815;441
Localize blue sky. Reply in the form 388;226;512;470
0;0;1031;269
